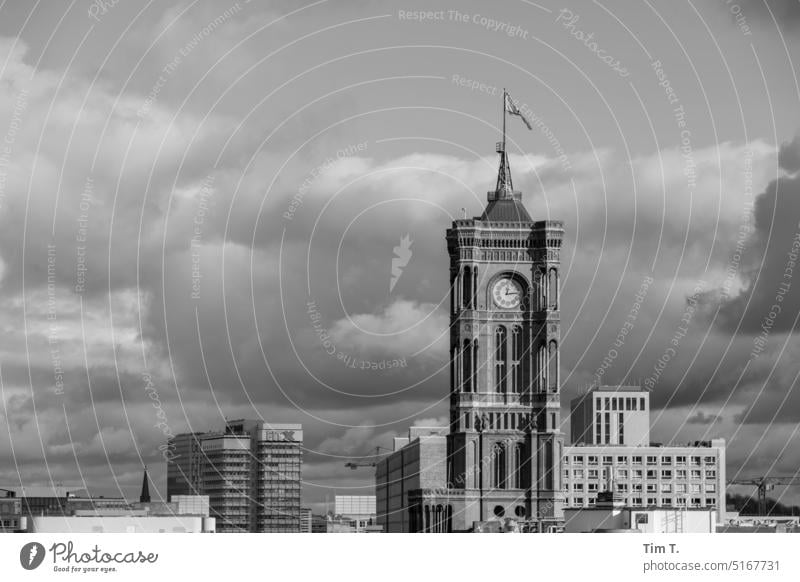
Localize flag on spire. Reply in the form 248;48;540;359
504;91;532;130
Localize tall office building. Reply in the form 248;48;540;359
201;432;251;533
167;420;303;532
166;432;206;498
376;138;566;532
570;386;650;446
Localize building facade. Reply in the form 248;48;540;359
570;386;650;446
376;142;566;532
564;386;726;520
563;440;726;519
166;432;206;497
167;419;303;532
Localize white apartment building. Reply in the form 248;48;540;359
565;386;726;523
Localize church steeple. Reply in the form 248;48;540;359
139;466;151;503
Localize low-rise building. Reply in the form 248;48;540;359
563;491;716;533
563;440;726;519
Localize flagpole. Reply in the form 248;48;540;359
502;88;506;154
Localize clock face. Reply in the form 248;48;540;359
492;278;522;309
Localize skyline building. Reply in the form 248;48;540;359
167;419;303;532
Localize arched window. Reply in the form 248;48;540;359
493;443;507;489
462;266;472;309
472;340;479;392
511;326;523;393
514;443;524;489
472;267;478;309
537;342;547;392
535;269;545;311
548;268;558;310
471;440;479;489
462;339;472;393
494;326;507;393
548;340;558;392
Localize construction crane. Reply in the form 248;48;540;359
344;446;391;470
728;476;800;515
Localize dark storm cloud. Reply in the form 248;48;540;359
778;134;800;172
700;170;800;334
738;0;800;31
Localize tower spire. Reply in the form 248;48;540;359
139;465;151;503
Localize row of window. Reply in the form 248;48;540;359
569;482;717;493
565;455;717;466
595;395;646;412
567;496;717;508
455;338;558;393
565;468;717;480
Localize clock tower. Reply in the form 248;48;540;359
445;140;565;527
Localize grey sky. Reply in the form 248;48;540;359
2;0;800;511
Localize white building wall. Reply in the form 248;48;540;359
28;515;215;533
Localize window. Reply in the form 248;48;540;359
588;483;598;492
676;498;687;506
632;469;643;479
547;340;558;392
575;497;584;506
612;398;617;411
574;469;584;479
617;483;628;492
618;412;624;444
588;456;598;466
632;497;643;506
646;468;656;479
647;497;657;506
574;455;584;465
573;483;584;491
704;456;715;465
675;456;687;465
691;484;702;493
617;469;628;479
602;455;613;465
640;397;645;410
493;443;507;489
661;483;672;493
691;470;702;479
616;455;628;464
661;456;673;465
548;268;558;310
588;498;596;506
632;483;643;492
676;484;687;493
514;444;524;489
661;470;672;479
647;456;657;466
662;497;673;506
632;456;643;465
705;498;716;506
705;470;716;479
511;326;523;393
705;484;716;493
495;327;507;393
676;470;687;479
646;483;657;492
691;456;701;466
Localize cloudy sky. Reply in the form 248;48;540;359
2;0;800;511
